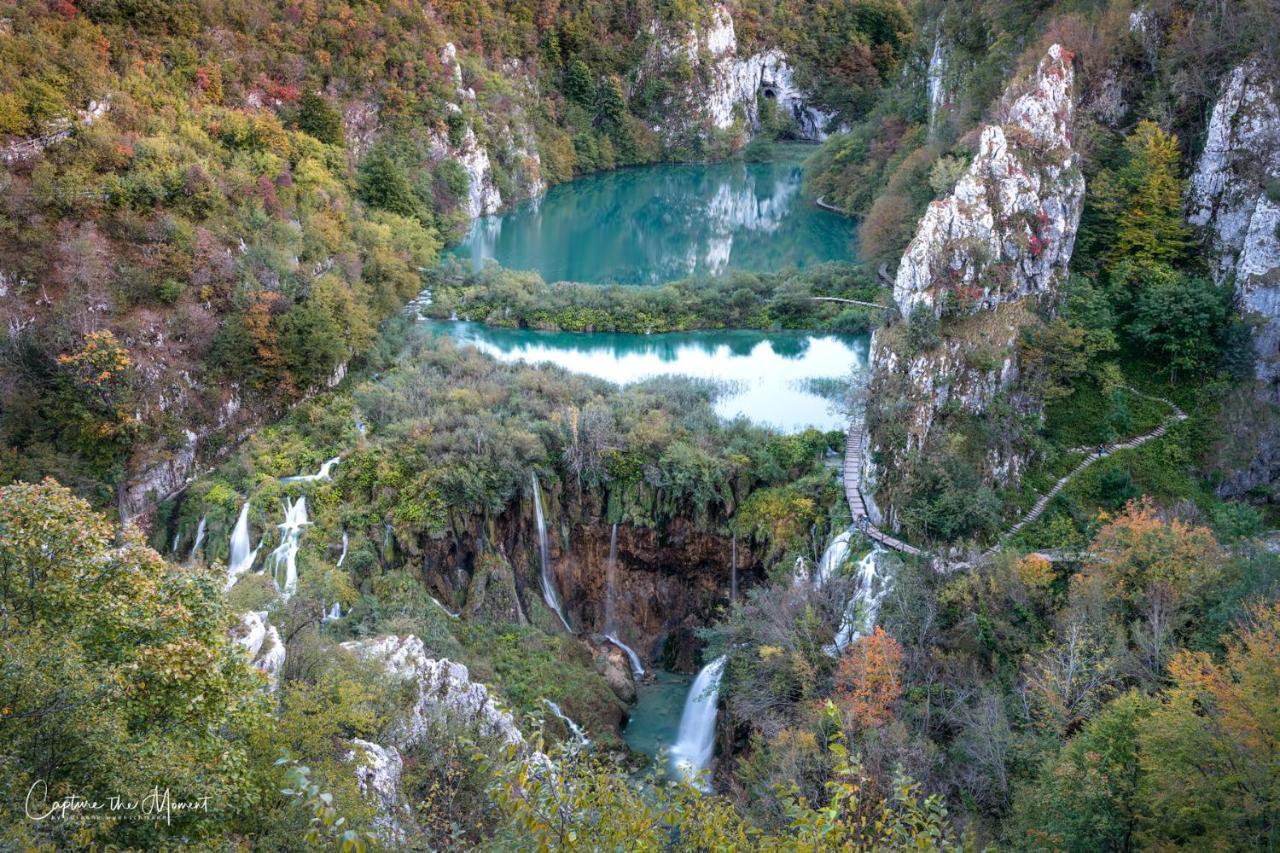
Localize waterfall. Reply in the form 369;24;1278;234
671;655;727;790
171;530;181;554
531;474;571;631
605;523;619;631
336;529;349;567
190;515;207;561
268;496;310;601
225;502;260;592
430;595;461;620
543;699;590;747
832;547;891;653
605;633;645;678
815;528;854;586
281;456;341;483
381;523;394;563
730;534;737;601
323;602;342;621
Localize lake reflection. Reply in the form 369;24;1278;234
425;321;868;432
450;148;855;284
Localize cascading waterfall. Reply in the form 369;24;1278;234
531;474;571;632
605;633;646;678
281;456;341;483
671;655;727;790
730;534;738;601
543;699;590;747
323;602;342;621
225;502;260;592
814;528;853;586
832;547;890;653
430;595;461;619
336;530;349;567
811;527;893;654
268;496;310;600
190;515;207;561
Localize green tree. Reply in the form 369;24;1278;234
0;479;273;849
357;148;422;220
295;92;344;145
1126;269;1231;380
564;58;595;106
1012;691;1155;852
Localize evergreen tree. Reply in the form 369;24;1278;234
357;149;422;220
295;91;344;146
564;58;595;106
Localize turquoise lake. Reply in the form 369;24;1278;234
423;321;868;433
450;147;856;284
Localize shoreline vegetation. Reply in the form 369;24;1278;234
422;260;894;335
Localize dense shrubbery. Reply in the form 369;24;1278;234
425;260;892;334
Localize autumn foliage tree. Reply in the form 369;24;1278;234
833;625;904;729
1137;600;1280;849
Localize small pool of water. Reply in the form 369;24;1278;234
422;321;867;433
449;148;855;284
623;670;693;768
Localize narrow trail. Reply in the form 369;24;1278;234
842;388;1188;570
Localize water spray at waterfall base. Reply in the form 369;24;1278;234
671;655;727;791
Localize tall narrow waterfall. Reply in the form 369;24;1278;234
190;515;207;561
269;496;309;600
730;534;738;601
336;530;349;567
531;474;571;631
605;523;619;631
671;655;727;790
226;502;260;592
832;547;891;652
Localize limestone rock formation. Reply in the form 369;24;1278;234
342;634;532;751
893;44;1083;318
231;610;286;691
867;45;1084;529
1186;59;1280;389
341;634;545;842
640;5;835;147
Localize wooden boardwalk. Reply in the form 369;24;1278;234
843;422;924;557
842;388;1187;570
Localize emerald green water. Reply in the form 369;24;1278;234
623;671;693;767
450;148;855;284
422;321;868;432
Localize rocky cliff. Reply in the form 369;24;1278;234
1186;58;1280;392
866;45;1085;531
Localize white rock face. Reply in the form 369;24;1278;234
342;635;531;750
341;635;545;842
231;611;286;691
1186;59;1280;385
894;44;1084;318
347;739;406;845
642;5;834;145
425;44;545;219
